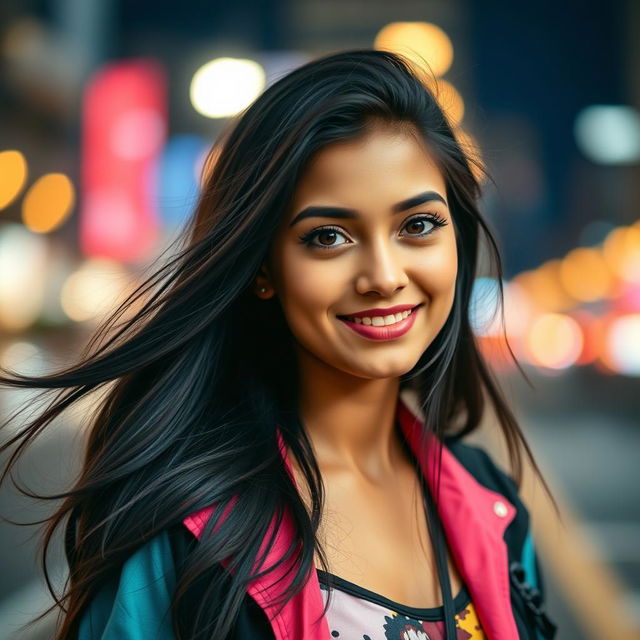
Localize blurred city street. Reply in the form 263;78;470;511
1;0;639;639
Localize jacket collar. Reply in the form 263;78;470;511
183;391;519;640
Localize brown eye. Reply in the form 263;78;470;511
405;219;432;234
401;213;448;238
299;225;349;250
317;230;338;245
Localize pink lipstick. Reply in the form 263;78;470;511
337;304;423;341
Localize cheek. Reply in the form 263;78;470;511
277;251;348;318
413;236;458;296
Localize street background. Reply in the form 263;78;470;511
1;1;639;638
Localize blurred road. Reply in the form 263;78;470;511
509;368;640;639
0;387;81;640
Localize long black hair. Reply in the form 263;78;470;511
0;49;556;639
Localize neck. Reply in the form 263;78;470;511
295;348;408;482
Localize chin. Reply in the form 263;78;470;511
343;356;423;380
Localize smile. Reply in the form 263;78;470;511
337;304;423;341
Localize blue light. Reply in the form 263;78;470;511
157;134;210;228
469;277;502;335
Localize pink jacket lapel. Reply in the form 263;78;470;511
183;394;519;639
395;398;519;639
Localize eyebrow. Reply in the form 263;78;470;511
288;190;448;227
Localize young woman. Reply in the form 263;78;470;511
1;49;559;639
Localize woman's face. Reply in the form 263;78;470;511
261;125;458;381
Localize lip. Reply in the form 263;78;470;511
337;303;423;341
337;303;420;319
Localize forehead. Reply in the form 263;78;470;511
290;126;447;207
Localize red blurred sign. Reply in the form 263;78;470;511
80;59;167;262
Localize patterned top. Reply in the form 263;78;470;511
317;568;486;640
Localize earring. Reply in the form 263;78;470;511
259;286;267;294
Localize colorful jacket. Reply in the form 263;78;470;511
78;393;557;639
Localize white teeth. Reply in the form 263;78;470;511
348;308;413;326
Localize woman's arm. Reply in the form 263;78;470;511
77;529;178;639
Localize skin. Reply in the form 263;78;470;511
253;123;462;607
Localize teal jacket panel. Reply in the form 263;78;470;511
78;529;177;639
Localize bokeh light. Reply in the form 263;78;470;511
502;280;534;339
110;107;166;160
602;225;640;283
0;149;28;209
613;282;640;314
22;172;75;232
470;277;502;336
574;105;640;165
81;60;166;262
374;22;454;77
572;310;601;366
559;247;614;302
603;314;640;375
158;134;209;228
513;260;576;312
60;258;131;323
190;57;266;118
0;223;48;330
527;312;584;370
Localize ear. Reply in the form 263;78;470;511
254;262;275;299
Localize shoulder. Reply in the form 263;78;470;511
444;436;552;599
444;436;520;500
444;436;531;552
77;524;194;639
444;439;558;635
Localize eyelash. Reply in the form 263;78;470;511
298;213;449;250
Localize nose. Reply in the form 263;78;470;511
354;236;409;297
